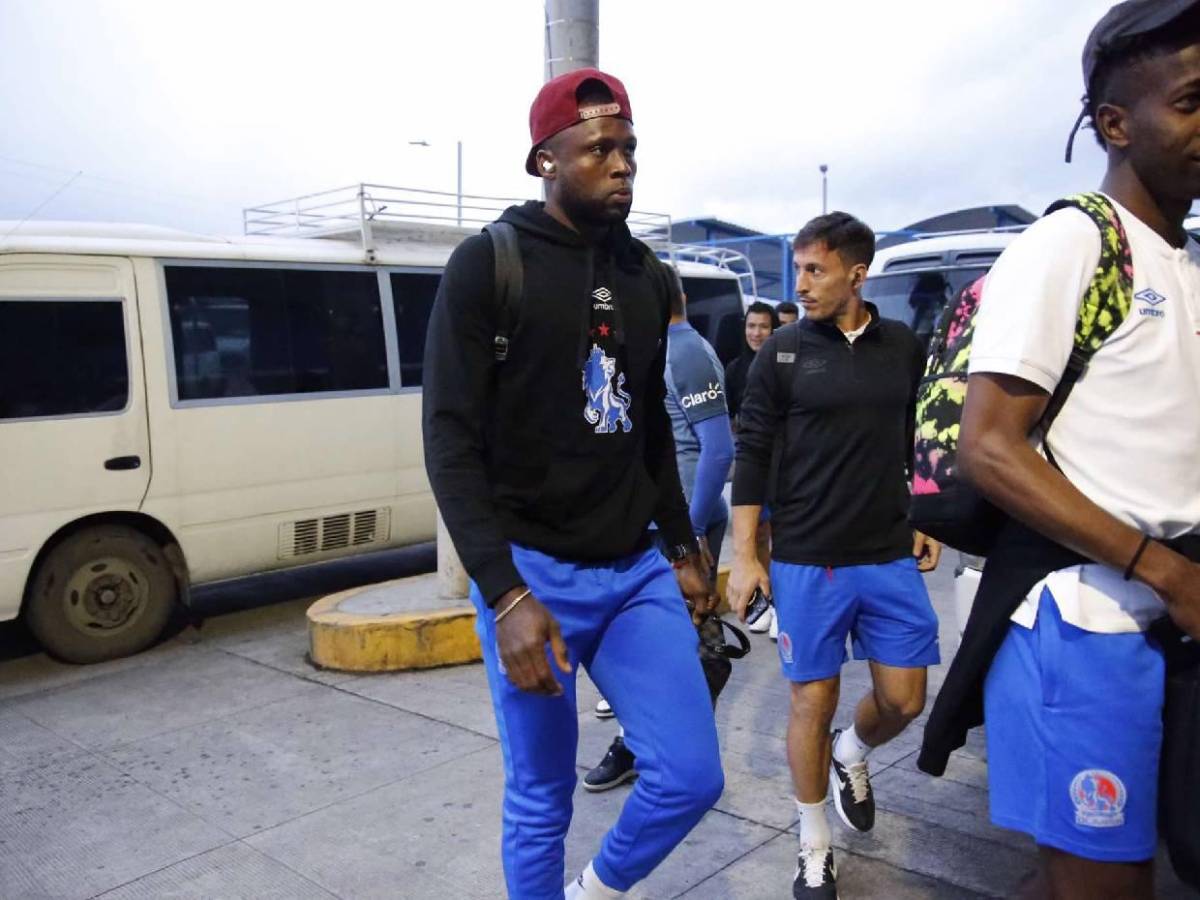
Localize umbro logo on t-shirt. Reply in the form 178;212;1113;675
1136;288;1167;319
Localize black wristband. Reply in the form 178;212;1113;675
1123;534;1153;581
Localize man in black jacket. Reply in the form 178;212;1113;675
422;68;722;900
728;212;941;899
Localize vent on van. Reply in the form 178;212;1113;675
278;509;390;559
951;251;1002;267
883;254;944;272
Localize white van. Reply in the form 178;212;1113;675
0;185;746;662
865;230;1021;349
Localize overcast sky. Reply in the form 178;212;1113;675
0;0;1147;238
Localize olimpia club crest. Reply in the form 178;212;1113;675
1070;769;1126;828
582;344;632;434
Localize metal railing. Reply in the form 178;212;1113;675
243;183;673;262
658;243;757;304
877;223;1029;243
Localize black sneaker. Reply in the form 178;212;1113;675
829;729;875;832
793;846;838;899
583;736;638;792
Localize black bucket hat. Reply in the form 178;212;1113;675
1065;0;1200;162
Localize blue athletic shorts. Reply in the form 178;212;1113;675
770;557;940;682
984;588;1164;862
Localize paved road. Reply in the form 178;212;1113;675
0;545;1192;898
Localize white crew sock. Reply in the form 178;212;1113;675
795;799;831;850
833;725;872;766
565;860;623;899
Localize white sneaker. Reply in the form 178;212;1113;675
565;862;624;898
748;606;774;634
769;608;779;641
595;697;614;719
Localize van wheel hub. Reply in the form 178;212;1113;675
64;557;148;633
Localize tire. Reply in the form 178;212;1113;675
24;525;178;664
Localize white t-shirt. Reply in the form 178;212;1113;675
969;195;1200;633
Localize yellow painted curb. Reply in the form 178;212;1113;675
307;565;733;673
307;580;481;673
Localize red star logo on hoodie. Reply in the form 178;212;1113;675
597;322;611;337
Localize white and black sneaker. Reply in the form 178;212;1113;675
793;846;838;899
584;736;638;792
829;729;875;832
594;698;614;719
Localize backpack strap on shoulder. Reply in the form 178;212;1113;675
1038;192;1134;438
483;222;523;362
637;242;674;325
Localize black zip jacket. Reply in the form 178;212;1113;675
724;349;755;422
422;202;693;606
732;306;924;566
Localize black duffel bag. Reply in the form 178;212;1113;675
696;614;750;706
1155;618;1200;890
1155;534;1200;890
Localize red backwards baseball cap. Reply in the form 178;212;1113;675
525;68;633;176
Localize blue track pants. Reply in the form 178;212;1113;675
471;544;724;899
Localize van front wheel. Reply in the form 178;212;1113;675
25;525;178;664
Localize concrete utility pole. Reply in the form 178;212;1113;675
545;0;599;80
820;164;829;215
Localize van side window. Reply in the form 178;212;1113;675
0;299;128;420
165;266;389;401
389;272;439;387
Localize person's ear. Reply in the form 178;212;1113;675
850;264;867;290
1095;101;1131;150
535;148;557;178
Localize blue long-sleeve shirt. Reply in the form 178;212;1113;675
663;322;734;532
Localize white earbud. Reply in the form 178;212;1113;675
542;161;555;173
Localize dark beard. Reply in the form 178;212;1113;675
559;190;631;229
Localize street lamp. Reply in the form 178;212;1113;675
409;139;464;227
819;164;829;215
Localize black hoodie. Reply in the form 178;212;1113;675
422;202;694;605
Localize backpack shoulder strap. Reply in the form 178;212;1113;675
637;242;673;325
482;222;523;362
1038;192;1134;432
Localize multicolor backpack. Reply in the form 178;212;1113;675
908;192;1134;555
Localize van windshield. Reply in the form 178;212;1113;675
862;267;988;349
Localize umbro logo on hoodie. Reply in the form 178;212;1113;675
592;286;615;311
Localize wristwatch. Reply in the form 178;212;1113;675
664;541;698;568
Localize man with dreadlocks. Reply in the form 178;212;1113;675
920;2;1200;897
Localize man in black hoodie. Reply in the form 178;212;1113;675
422;68;722;900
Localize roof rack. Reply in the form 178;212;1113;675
876;223;1029;244
657;243;757;303
243;183;673;262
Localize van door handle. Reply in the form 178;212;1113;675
104;456;141;471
